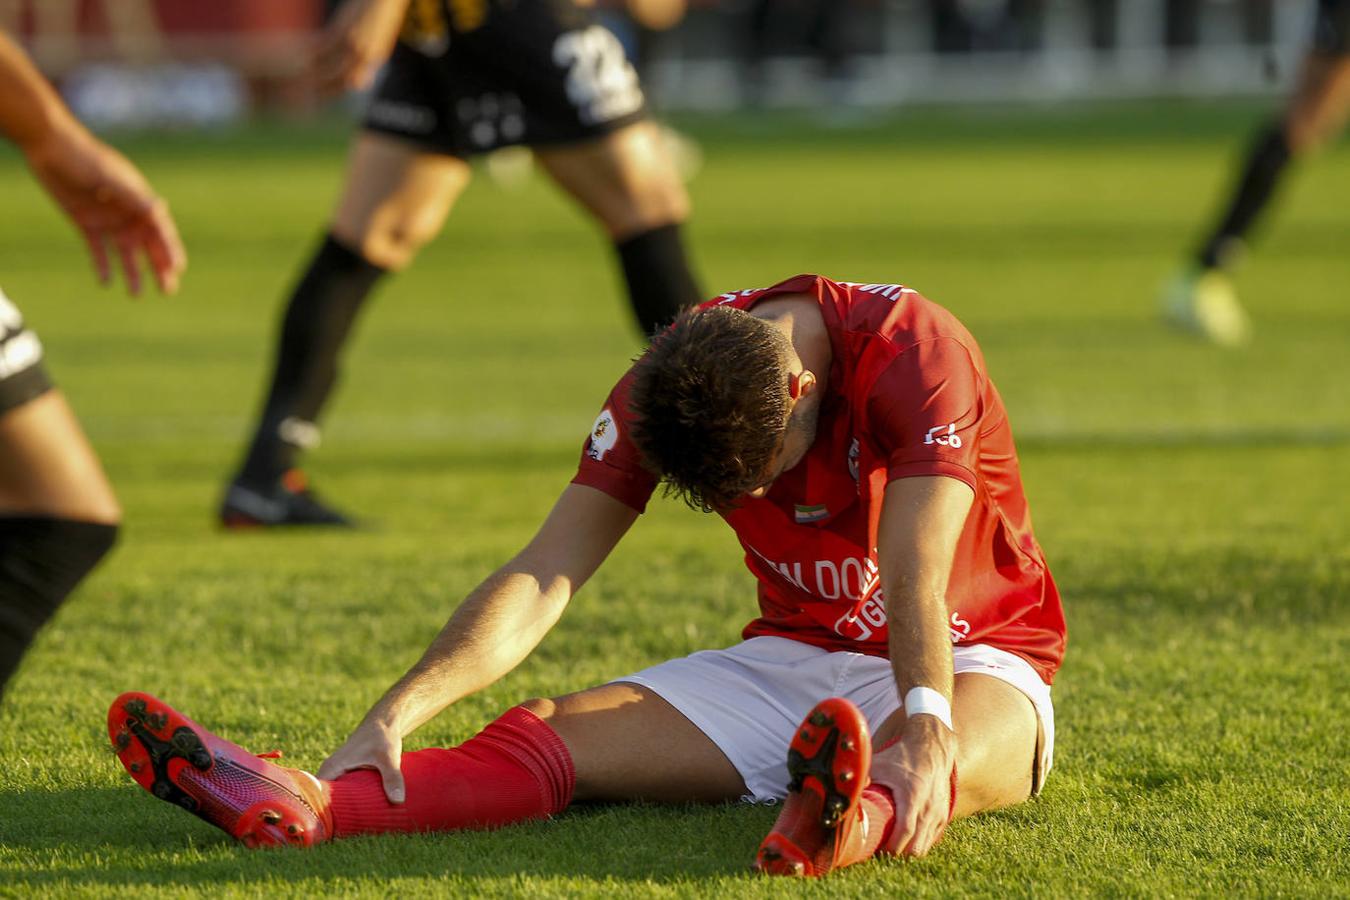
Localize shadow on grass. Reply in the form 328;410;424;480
0;786;778;889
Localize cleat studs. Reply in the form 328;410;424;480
840;769;854;783
147;712;169;731
114;732;131;751
152;781;171;799
124;699;148;719
261;810;282;825
129;763;142;773
190;750;212;770
809;711;830;727
841;737;855;751
287;824;301;836
799;729;811;741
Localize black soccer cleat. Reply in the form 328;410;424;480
219;470;354;529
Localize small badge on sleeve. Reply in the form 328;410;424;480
586;408;619;461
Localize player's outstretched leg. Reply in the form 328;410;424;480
111;693;575;847
755;697;876;877
108;692;334;848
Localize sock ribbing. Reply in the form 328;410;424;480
329;706;575;836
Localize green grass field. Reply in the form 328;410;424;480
0;100;1347;897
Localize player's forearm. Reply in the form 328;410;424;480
362;565;572;736
877;476;972;725
884;581;955;709
0;33;80;152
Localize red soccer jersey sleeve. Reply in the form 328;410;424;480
572;372;659;513
864;336;986;492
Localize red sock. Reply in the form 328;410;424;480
836;763;959;867
328;706;575;836
834;785;896;866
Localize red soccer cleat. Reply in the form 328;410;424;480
754;697;873;877
108;691;333;848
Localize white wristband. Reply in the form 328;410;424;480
904;686;953;730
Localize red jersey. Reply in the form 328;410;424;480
573;274;1066;684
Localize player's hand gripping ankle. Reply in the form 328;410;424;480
318;717;406;803
869;716;956;858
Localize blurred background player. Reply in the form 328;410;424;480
0;30;186;699
1162;0;1350;346
220;0;702;528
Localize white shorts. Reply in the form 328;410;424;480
614;636;1055;803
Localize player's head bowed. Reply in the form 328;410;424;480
628;306;796;512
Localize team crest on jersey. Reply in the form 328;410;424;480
586;408;619;461
847;438;860;483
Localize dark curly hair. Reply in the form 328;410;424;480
628;305;793;511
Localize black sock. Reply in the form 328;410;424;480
615;223;702;338
1196;123;1292;271
0;517;118;700
238;234;387;487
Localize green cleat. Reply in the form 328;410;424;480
1161;268;1252;347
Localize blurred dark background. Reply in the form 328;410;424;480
0;0;1318;128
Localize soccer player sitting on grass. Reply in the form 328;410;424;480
111;275;1065;875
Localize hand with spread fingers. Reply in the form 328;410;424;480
311;0;411;96
23;127;186;296
0;30;186;296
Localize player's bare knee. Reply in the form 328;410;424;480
644;178;691;226
951;717;1037;815
352;224;425;272
517;697;559;721
614;180;689;238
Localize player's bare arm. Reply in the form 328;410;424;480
318;483;638;799
871;474;974;857
0;32;185;295
312;0;411;96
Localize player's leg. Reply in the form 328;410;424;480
109;681;745;846
222;132;469;527
536;121;702;336
0;294;119;698
1191;55;1350;276
324;682;747;837
758;649;1047;876
871;671;1039;818
461;1;701;337
1164;2;1350;344
522;682;747;802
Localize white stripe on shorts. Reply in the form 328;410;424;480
613;635;1055;803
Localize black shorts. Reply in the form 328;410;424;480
362;0;648;157
1314;0;1350;56
0;289;54;415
